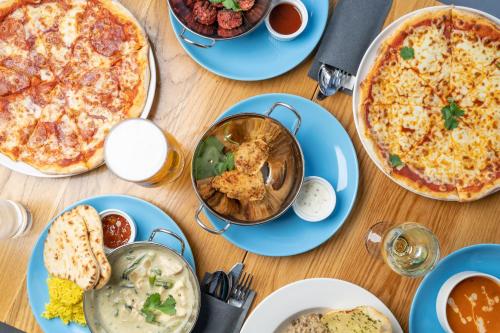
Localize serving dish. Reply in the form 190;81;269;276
0;48;157;179
240;278;403;333
409;244;500;333
27;195;195;333
84;228;201;333
169;0;328;80
192;102;305;234
168;0;272;47
352;6;500;201
201;93;359;256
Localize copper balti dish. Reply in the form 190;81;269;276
192;102;305;234
168;0;272;48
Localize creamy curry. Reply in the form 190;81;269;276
93;246;199;333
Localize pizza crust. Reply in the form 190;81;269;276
126;44;151;119
452;8;500;38
85;146;106;172
458;178;500;202
390;171;459;201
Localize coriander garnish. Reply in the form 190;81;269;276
210;0;240;11
141;293;176;323
400;46;414;60
389;154;403;168
441;99;464;130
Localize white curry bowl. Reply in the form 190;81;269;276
83;228;201;333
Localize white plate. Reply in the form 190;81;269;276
241;278;403;333
0;47;157;178
352;6;500;201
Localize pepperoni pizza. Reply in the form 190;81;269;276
358;8;499;201
0;0;149;174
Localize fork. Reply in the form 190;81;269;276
317;64;349;100
228;272;254;308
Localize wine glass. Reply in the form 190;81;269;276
365;222;440;277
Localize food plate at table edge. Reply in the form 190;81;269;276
0;47;157;179
199;93;359;256
352;6;500;202
241;278;403;333
168;0;329;81
409;243;500;333
27;194;195;333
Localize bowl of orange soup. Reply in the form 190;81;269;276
436;271;500;333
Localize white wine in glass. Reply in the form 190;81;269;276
365;222;440;277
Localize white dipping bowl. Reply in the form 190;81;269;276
292;176;336;222
265;0;308;41
436;271;500;332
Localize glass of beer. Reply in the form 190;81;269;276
0;199;32;240
105;119;184;186
365;222;440;277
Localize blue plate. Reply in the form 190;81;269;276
169;0;329;81
409;244;500;333
27;195;195;333
204;93;359;256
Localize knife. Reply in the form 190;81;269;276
225;262;244;302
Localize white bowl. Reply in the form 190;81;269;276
265;0;308;41
99;209;137;253
292;176;336;222
436;271;500;332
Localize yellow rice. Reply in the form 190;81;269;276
42;277;86;326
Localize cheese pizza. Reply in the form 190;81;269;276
0;0;149;174
359;8;499;201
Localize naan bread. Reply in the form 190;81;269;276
321;306;392;333
75;205;111;289
43;209;100;291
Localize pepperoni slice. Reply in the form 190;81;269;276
30;122;57;145
2;56;39;76
0;68;30;96
90;17;125;57
0;18;28;49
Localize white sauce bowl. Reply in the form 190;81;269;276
292;176;336;222
436;271;500;332
265;0;308;41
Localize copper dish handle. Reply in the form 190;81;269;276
195;205;231;235
265;102;302;135
180;28;216;48
148;228;185;255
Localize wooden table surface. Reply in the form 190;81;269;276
1;0;499;332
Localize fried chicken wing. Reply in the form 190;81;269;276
212;170;265;201
234;139;269;175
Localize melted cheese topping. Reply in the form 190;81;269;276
59;5;85;47
25;3;64;36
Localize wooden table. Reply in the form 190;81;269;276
1;0;499;332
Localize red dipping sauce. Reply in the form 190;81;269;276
102;214;131;249
269;3;302;35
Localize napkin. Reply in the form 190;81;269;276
441;0;500;17
0;322;26;333
308;0;393;94
192;273;256;333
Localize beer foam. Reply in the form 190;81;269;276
105;119;168;182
